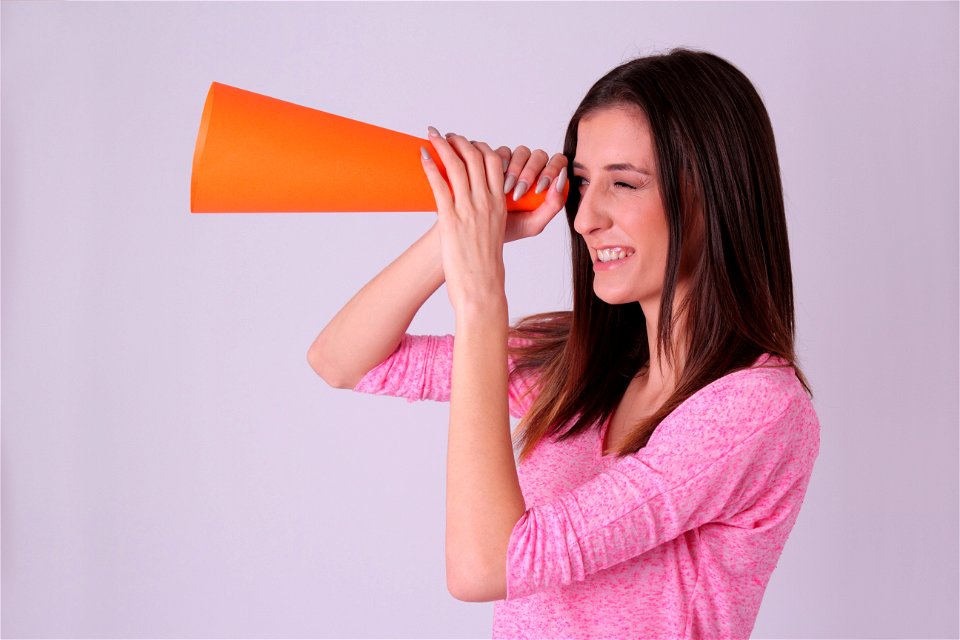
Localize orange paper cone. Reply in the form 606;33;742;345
190;82;569;213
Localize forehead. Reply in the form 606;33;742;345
575;106;654;165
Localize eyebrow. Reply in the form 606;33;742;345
572;161;651;176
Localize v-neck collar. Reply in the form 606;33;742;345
596;353;782;458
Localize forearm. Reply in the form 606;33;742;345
445;300;525;602
307;222;445;388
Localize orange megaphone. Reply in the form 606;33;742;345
190;82;569;214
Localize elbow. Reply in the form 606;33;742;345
446;574;471;602
447;579;504;604
447;574;484;603
306;347;359;389
446;560;506;603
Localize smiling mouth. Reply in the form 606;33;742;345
595;247;635;263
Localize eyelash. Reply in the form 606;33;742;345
574;177;637;191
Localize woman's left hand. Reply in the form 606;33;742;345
420;127;508;317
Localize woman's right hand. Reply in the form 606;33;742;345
489;143;569;243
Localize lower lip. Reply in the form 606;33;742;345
594;254;634;271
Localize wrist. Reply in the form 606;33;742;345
454;295;509;328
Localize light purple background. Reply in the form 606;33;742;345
2;1;957;638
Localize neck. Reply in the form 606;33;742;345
638;279;691;394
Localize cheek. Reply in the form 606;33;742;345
628;217;668;255
628;217;671;276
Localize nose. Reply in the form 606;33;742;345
573;187;612;238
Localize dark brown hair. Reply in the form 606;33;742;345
507;47;812;463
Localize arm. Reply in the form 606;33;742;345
445;302;526;602
416;131;568;602
351;331;540;417
309;139;567;390
307;222;444;389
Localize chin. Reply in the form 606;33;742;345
592;286;641;306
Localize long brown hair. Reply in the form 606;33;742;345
507;47;812;463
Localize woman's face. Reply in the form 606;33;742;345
572;106;689;308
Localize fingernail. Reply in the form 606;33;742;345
445;131;456;138
501;157;509;173
512;180;529;202
555;166;567;193
420;146;431;160
427;126;440;138
534;175;551;195
503;174;517;195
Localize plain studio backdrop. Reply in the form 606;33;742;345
2;1;957;638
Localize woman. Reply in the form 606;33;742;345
308;47;820;639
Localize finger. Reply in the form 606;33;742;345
494;146;511;173
503;145;532;196
444;132;486;200
532;152;570;195
419;145;454;214
528;161;568;215
426;128;471;205
518;166;569;234
513;148;549;201
473;141;511;175
472;141;506;196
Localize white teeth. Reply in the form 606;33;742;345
597;248;634;263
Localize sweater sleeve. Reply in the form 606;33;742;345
504;366;821;601
352;333;538;419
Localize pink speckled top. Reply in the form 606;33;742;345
353;333;820;639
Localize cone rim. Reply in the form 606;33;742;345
190;82;219;213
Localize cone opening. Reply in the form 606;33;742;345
190;82;219;213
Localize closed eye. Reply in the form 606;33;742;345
574;177;637;190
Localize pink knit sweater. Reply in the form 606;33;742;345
353;333;820;639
